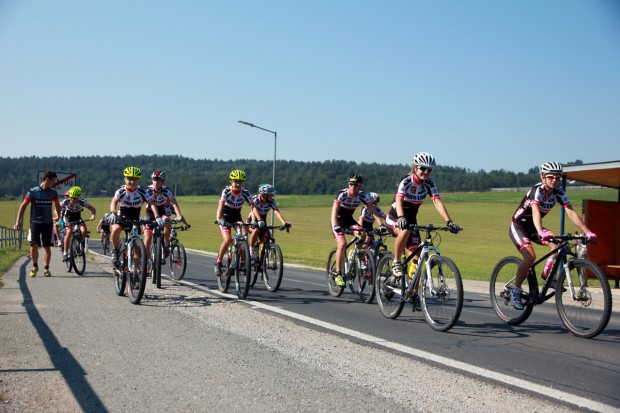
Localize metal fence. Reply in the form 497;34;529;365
0;226;24;249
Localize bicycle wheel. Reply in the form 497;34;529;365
217;255;232;293
114;239;127;296
376;253;405;319
250;246;260;288
102;235;109;256
154;235;163;289
127;239;148;304
356;249;376;304
489;256;533;325
235;239;251;300
325;248;344;297
70;234;86;275
419;255;463;332
168;242;187;280
555;258;612;339
63;236;73;273
263;243;284;292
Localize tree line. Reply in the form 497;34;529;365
0;155;584;197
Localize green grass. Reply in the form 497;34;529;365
1;188;616;282
0;247;28;288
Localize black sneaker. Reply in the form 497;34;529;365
111;248;119;267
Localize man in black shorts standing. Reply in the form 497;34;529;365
15;171;62;277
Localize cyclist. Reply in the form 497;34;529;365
53;190;70;247
330;174;382;287
386;152;460;279
247;183;291;266
107;166;162;266
96;213;111;248
214;170;258;277
144;170;188;262
357;191;387;249
60;186;97;261
509;161;597;310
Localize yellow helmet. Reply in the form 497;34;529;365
68;186;82;198
123;166;142;179
229;169;246;181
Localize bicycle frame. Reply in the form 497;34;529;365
400;225;443;301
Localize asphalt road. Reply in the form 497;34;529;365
1;242;618;412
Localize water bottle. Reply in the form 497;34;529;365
576;239;588;259
408;260;418;282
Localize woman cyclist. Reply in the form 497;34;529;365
247;183;291;264
60;186;97;261
214;170;259;277
330;174;382;287
144;170;188;262
386;152;460;278
108;166;161;267
508;162;597;310
357;191;387;249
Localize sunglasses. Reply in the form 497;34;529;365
418;167;433;173
348;182;361;187
546;175;561;181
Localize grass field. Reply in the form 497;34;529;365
1;188;616;281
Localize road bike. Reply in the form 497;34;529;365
215;221;251;300
113;217;150;305
375;224;463;332
168;223;190;281
490;233;612;339
62;220;89;276
250;223;291;292
326;227;376;303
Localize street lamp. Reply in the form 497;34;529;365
238;120;277;225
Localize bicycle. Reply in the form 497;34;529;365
168;223;190;281
100;229;111;256
489;233;612;339
215;221;252;300
250;223;291;292
148;220;166;289
326;227;377;303
113;217;150;305
62;220;88;276
375;224;463;332
362;227;393;304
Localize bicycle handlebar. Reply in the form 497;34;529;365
548;233;593;244
405;223;464;233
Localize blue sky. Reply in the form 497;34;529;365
1;0;619;173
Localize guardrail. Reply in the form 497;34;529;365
0;226;25;249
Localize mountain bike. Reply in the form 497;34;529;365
215;221;251;300
62;220;88;276
490;233;612;339
326;227;376;303
100;229;111;256
250;223;291;292
375;224;463;332
168;223;190;281
362;227;392;304
113;218;150;305
148;220;166;289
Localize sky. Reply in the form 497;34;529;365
1;1;619;173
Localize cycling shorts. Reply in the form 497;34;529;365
509;221;545;252
29;222;54;247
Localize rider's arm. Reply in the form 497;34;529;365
431;197;453;223
564;204;593;234
531;203;544;234
215;201;224;222
110;198;119;215
86;203;96;221
273;209;287;226
395;196;405;218
14;198;30;230
331;200;340;227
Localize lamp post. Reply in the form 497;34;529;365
238;120;277;225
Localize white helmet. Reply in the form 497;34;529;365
258;184;276;195
412;152;436;168
540;162;563;175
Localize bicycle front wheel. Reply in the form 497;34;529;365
356;249;376;304
376;253;405;319
154;236;163;289
114;239;127;296
127;239;148;304
420;255;463;332
326;248;344;297
556;258;612;339
489;256;533;325
70;234;86;275
217;254;232;293
168;242;187;280
235;239;251;300
263;243;284;292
